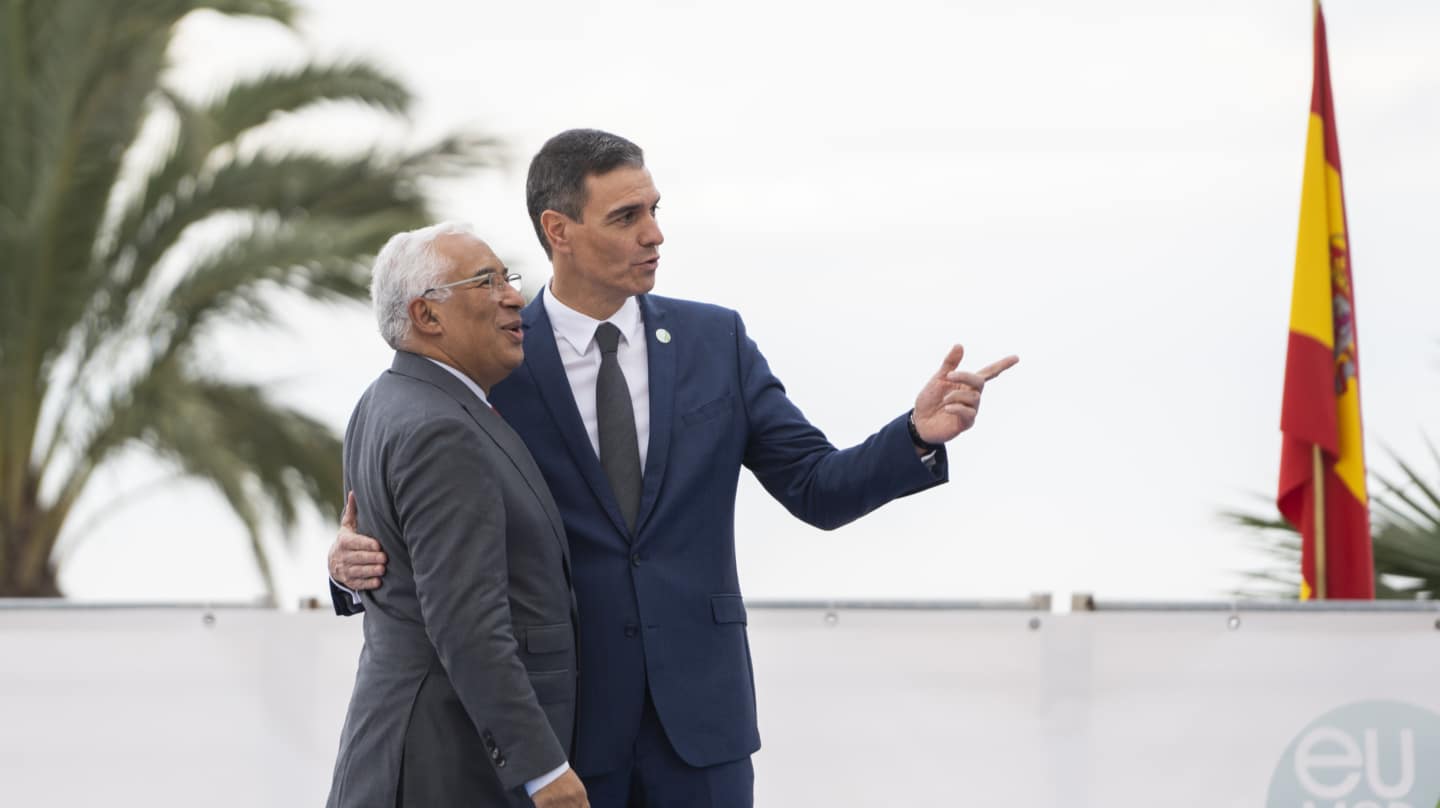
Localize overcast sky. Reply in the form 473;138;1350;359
57;0;1440;606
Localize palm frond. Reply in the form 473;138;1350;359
135;370;345;533
199;0;295;22
120;147;469;287
1;1;498;598
61;359;343;595
88;61;413;284
399;131;508;178
1374;452;1440;532
5;5;173;474
202;62;412;142
1229;442;1440;599
4;0;305;500
156;213;420;343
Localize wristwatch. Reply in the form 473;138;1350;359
907;410;943;453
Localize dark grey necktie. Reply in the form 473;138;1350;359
594;322;642;530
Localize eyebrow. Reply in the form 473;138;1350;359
605;196;661;223
605;204;644;223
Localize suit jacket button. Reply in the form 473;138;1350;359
495;755;507;769
630;553;641;567
624;623;638;637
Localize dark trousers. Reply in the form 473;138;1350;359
582;690;754;808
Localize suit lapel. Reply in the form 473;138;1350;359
389;351;573;571
635;295;674;535
521;292;632;537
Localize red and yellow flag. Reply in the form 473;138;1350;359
1277;2;1372;600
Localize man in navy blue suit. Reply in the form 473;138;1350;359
331;129;1017;807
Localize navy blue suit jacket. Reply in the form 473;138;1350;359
487;290;949;775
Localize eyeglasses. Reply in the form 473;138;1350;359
422;271;523;299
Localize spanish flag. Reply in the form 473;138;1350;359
1277;2;1372;600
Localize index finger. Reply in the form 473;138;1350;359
979;355;1019;381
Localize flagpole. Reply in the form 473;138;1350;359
1312;444;1327;599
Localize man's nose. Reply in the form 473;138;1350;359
640;215;664;248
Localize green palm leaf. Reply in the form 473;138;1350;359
1228;444;1440;599
203;62;412;140
0;0;499;600
135;369;345;592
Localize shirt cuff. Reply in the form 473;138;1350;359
525;761;570;796
331;577;362;605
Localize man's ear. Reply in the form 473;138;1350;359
408;297;443;337
540;209;571;255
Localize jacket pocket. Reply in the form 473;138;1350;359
525;623;572;654
681;393;734;426
527;669;574;704
710;594;748;625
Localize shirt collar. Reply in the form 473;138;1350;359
423;357;490;407
542;285;643;355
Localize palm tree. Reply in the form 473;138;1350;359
0;0;497;599
1229;442;1440;599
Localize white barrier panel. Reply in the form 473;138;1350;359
2;604;1438;807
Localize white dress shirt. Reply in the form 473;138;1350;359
424;357;491;408
541;288;651;472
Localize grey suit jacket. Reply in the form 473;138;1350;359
327;351;578;808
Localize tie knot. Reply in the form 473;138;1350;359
594;322;623;355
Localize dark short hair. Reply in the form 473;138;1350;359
526;129;646;258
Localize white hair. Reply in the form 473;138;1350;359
371;221;476;349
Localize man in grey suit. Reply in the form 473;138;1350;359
327;222;588;808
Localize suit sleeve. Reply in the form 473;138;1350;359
389;414;566;789
735;311;948;530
